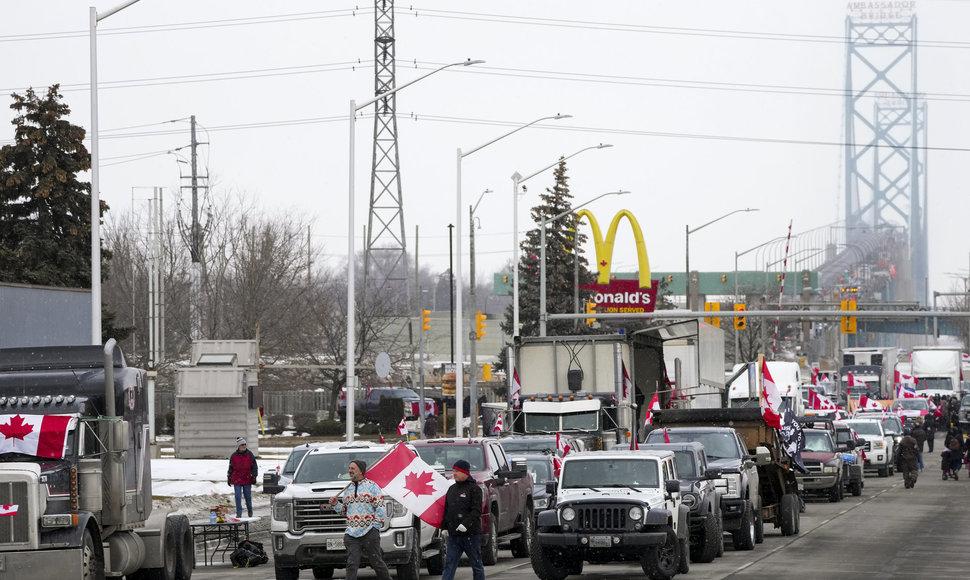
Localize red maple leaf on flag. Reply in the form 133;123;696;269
0;415;33;441
402;471;436;498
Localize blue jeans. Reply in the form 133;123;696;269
234;484;252;516
442;534;485;580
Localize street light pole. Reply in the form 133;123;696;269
540;191;630;337
685;208;759;311
469;189;490;436
733;234;787;363
90;0;141;344
455;114;570;436
346;59;483;442
511;143;612;338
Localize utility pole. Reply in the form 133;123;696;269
448;224;455;364
186;115;207;340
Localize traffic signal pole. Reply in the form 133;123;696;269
469;203;478;437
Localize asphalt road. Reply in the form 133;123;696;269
189;445;964;579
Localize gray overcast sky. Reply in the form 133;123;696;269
3;1;969;299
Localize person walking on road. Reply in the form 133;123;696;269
328;459;390;580
227;437;258;518
441;459;485;580
924;413;937;452
911;422;927;471
424;412;438;438
896;429;920;488
942;426;965;480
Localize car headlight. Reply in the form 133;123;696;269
272;499;292;522
561;507;576;522
822;465;839;473
681;492;698;510
535;497;549;510
629;506;644;521
874;440;885;448
385;498;407;518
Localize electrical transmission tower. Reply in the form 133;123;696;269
363;0;411;343
843;12;927;304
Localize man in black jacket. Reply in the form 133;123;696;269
441;459;485;580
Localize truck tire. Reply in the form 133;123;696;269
147;524;178;580
849;478;863;496
482;514;499;566
641;527;680;580
754;507;764;544
780;493;797;536
274;562;300;580
170;515;194;580
529;544;570;580
691;516;719;563
509;505;534;558
395;537;421;580
716;516;725;557
731;501;755;551
81;527;104;580
678;537;690;574
877;466;888;477
311;567;333;579
425;531;447;576
828;477;844;502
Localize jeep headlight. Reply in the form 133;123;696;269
561;507;576;522
385;497;407;518
272;499;292;522
628;506;644;521
535;497;549;510
681;492;699;510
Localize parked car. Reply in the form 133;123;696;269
833;421;865;496
519;453;558;512
339;387;421;422
959;394;970;430
892;397;929;427
262;441;327;494
797;429;845;502
642;441;724;563
412;438;534;565
845;419;895;477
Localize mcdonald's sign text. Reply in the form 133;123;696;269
580;279;659;313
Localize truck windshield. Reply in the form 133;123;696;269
562;458;659;489
500;439;556;453
895;399;928;411
803;431;835;453
293;451;384;484
524;414;559;432
845;421;882;436
562;411;598;431
647;431;740;460
916;378;953;391
414;446;487;472
283;447;313;477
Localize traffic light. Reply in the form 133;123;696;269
475;310;487;340
840;300;857;334
482;364;492;382
585;301;598;326
721;274;727;283
421;309;431;333
704;302;720;328
734;304;746;330
502;275;508;284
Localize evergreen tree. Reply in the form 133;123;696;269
0;85;103;287
500;159;595;338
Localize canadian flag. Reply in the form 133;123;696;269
847;372;868;389
410;401;439;417
663;428;671;444
644;393;660;426
760;363;783;429
556;432;571;457
630;435;639;450
510;369;522;409
621;362;634;400
367;442;453;528
811;367;820;385
897;383;917;399
0;505;18;516
552;456;562;479
0;414;73;459
379;433;386;444
397;416;408;436
858;395;883;410
492;414;504;434
808;389;837;411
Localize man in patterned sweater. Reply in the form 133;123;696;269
328;459;390;580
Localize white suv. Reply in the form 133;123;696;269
844;419;895;478
270;442;443;580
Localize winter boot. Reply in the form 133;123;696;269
248;509;253;518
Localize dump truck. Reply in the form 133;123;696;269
0;341;194;579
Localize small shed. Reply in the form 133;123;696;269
175;340;261;459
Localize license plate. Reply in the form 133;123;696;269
326;539;345;550
589;535;612;548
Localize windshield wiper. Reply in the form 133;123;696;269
566;486;603;492
603;484;641;491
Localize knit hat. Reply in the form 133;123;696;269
236;437;247;446
452;459;471;475
351;459;368;474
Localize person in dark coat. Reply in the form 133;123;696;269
942;426;965;480
896;430;920;488
924;413;937;452
911;422;927;470
228;437;258;517
423;413;438;439
441;459;484;580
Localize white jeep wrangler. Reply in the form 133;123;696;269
270;442;445;580
532;449;690;580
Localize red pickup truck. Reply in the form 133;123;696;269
412;438;535;565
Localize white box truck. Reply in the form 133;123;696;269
911;346;963;398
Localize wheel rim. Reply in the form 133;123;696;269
658;536;677;570
81;538;94;580
489;519;498;559
523;513;533;551
748;519;756;544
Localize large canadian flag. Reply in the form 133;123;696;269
808;389;837;411
0;505;18;516
0;414;73;459
760;363;783;429
556;432;571;457
846;372;868;389
858;395;883;410
367;442;453;528
510;369;522;409
643;393;660;426
621;362;634;400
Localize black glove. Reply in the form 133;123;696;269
227;479;232;486
251;475;257;484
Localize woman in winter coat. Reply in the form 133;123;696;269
228;437;258;517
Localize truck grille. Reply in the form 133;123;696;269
0;481;29;544
293;499;347;533
803;460;823;474
574;505;629;531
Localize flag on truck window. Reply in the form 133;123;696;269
846;372;868;389
760;363;784;429
808;389;837;411
367;442;453;528
556;432;571;457
644;393;660;426
621;362;633;400
510;369;522;409
0;414;73;459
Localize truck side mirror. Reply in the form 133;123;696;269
755;446;771;465
665;480;681;495
510;458;527;473
703;468;722;479
262;471;284;494
545;481;558;496
845;440;856;450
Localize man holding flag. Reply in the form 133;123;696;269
328;459;391;580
